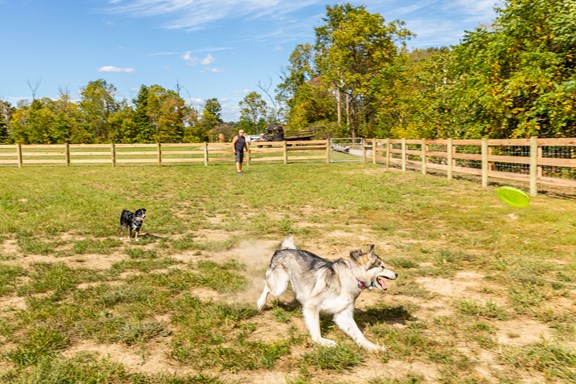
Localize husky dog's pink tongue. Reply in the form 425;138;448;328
377;276;388;290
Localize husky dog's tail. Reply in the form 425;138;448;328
279;236;297;250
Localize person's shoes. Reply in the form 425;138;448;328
237;171;243;176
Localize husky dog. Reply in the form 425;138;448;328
119;208;146;240
257;237;398;351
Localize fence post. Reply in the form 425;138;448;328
372;139;377;165
385;138;390;168
362;139;367;163
283;141;288;164
481;138;488;188
247;143;251;166
65;143;70;166
17;143;22;168
421;139;427;175
157;143;162;167
530;136;538;196
111;143;116;167
401;138;406;171
204;142;209;166
326;139;330;163
447;138;453;181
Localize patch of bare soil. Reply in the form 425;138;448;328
416;271;488;300
0;296;27;311
496;319;553;346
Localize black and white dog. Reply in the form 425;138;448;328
119;208;146;241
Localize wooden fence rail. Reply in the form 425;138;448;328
1;137;575;196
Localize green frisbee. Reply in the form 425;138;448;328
496;186;530;208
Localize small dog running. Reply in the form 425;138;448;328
257;237;398;351
119;208;146;241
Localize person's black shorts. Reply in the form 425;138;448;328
235;151;244;163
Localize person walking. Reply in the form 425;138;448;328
232;129;248;175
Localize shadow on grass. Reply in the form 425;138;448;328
356;305;415;326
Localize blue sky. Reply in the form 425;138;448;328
1;0;500;121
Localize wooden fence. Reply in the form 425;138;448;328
1;137;575;196
0;141;331;168
366;137;576;196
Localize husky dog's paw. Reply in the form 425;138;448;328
256;299;265;311
364;343;387;352
316;338;337;348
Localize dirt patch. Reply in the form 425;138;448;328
0;296;27;311
1;239;19;255
416;271;486;299
64;340;176;376
415;270;510;306
496;319;553;346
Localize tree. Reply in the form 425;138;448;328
277;43;339;132
109;100;137;143
194;98;222;142
132;85;153;143
79;79;119;143
0;100;14;143
314;3;412;137
238;91;267;133
372;48;454;139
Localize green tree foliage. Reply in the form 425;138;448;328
132;85;153;143
9;96;81;144
78;80;119;143
372;48;454;139
277;43;337;131
191;98;222;142
130;85;186;143
0;100;14;143
446;0;576;138
314;3;412;137
109;100;137;143
238;91;267;133
278;0;575;139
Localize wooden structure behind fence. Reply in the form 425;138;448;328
1;137;575;196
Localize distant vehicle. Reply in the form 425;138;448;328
256;125;317;142
246;134;263;143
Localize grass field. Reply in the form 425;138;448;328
0;163;574;384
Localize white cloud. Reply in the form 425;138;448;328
183;52;218;68
201;54;215;65
98;66;135;73
182;51;196;64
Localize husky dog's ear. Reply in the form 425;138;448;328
349;249;363;261
366;244;377;260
